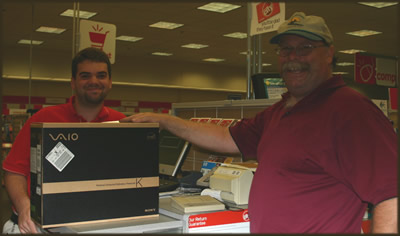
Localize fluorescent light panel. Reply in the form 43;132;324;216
198;2;241;13
333;72;349;75
60;9;97;19
36;26;66;34
240;51;266;55
346;30;382;37
116;35;143;42
224;32;247;39
149;21;183;29
18;39;43;45
337;62;355;66
358;2;398;8
181;44;209;49
339;49;366;54
152;52;173;56
262;63;272;67
203;58;225;62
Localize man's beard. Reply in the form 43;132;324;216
76;85;107;106
82;92;107;105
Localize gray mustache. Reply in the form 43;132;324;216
282;62;309;72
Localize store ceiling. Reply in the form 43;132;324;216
2;1;399;78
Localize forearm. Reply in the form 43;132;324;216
371;197;398;233
4;171;31;215
4;171;39;233
168;117;239;154
121;113;240;154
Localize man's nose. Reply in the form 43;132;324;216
287;48;299;60
88;75;100;83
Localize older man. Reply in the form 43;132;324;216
122;12;397;233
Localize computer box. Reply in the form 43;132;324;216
30;123;159;228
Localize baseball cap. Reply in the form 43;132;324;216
270;12;333;45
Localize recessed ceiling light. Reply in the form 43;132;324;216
203;58;225;62
337;62;355;66
224;32;247;39
116;35;143;42
198;2;241;13
36;26;66;34
60;9;97;19
262;63;272;67
339;49;366;54
346;30;382;37
333;72;349;75
181;44;209;49
152;52;173;56
149;21;183;29
358;2;398;8
18;39;43;45
240;51;266;55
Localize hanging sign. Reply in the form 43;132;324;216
354;52;397;87
250;2;285;36
79;20;116;64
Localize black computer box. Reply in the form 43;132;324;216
30;122;159;228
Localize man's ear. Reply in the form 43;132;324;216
70;77;76;90
327;45;335;64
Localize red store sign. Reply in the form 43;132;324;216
354;53;397;87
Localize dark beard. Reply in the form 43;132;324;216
84;92;106;105
75;91;106;106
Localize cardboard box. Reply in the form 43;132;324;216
30;123;159;228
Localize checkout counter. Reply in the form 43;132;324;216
45;165;254;234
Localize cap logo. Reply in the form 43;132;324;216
288;16;302;26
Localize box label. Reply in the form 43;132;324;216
45;142;75;172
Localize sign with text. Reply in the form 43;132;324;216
354;53;397;87
250;2;285;36
376;58;397;86
79;20;116;64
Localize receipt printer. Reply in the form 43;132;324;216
209;166;254;205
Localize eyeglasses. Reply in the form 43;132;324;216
275;44;328;57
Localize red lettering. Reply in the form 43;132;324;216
376;72;396;83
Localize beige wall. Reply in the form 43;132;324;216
3;47;248;102
2;79;246;104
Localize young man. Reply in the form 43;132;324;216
121;12;397;233
2;47;126;234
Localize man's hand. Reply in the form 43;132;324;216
4;171;38;233
120;112;172;129
18;210;38;233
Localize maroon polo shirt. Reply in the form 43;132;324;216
230;76;397;233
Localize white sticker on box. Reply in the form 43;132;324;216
45;142;75;172
30;147;37;174
37;173;41;185
36;145;41;172
36;186;41;196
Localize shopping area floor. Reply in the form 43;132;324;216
0;168;12;229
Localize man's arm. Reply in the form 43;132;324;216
120;113;240;154
4;171;38;233
371;197;398;233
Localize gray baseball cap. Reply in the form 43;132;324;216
270;12;333;44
